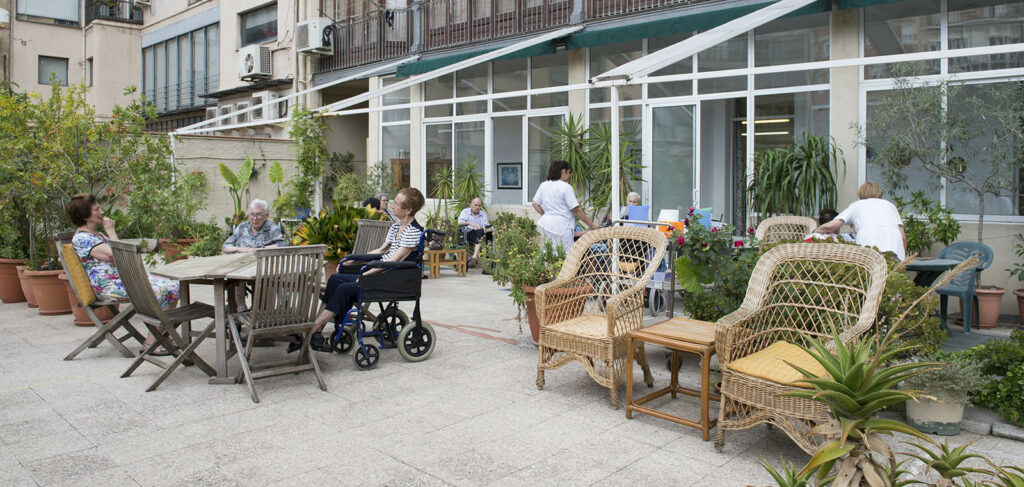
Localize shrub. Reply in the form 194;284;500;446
901;352;986;405
674;213;759;322
977;362;1024;427
893;191;960;256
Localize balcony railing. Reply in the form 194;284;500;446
318;9;413;73
85;0;144;25
586;0;693;21
146;76;220;115
422;0;571;50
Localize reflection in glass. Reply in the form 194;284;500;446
652;105;696;218
864;90;941;201
456;64;488;115
590;40;643;103
752;91;829;151
382;77;410;122
948;0;1024;72
425;74;454;118
492;58;528;112
382;125;411;191
527;115;563;198
425;124;453;197
532;51;569;108
649;32;693;98
863;0;940;78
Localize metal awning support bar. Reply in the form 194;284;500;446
175;56;419;135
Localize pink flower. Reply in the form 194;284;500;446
711;227;719;233
683;218;690;226
677;236;685;246
747;227;755;235
700;242;708;248
688;207;696;215
734;241;744;248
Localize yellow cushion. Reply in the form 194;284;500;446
726;341;829;388
62;243;97;306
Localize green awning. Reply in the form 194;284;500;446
565;0;831;50
836;0;906;9
396;41;556;77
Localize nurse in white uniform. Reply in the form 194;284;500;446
531;160;600;252
814;182;908;261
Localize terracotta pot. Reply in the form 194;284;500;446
1014;289;1024;328
522;284;593;347
0;258;26;303
324;261;340;280
15;265;38;308
24;269;71;315
157;238;197;263
58;272;114;326
976;287;1006;329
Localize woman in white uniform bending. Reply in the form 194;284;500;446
814;182;908;261
532;160;600;252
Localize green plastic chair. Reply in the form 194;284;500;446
936;242;994;334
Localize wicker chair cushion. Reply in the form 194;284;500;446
546;315;610;339
726;341;828;388
62;243;97;306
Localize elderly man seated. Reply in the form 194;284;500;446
458;197;492;267
222;199;287;311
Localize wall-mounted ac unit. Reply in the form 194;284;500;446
296;18;334;55
133;0;151;6
251;91;276;121
238;45;272;81
235;102;250;124
217;105;233;126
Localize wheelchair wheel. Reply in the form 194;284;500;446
397;322;435;362
331;328;354;354
648;289;667;317
372;308;409;347
353;344;379;370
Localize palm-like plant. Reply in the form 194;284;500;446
762;458;819;487
904;440;990;486
454;155;486;211
219;156;254;226
747;134;844;219
291;206;388;262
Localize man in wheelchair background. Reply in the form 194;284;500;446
308;187;426;352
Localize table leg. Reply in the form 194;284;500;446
209;279;234;385
670;350;679;399
700;350;711;441
626;335;635;419
180;282;191;345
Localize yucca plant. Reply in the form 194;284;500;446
904;440;990;486
454;155;486;211
988;464;1024;487
747;133;844;219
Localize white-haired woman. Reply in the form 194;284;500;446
222;199;287;311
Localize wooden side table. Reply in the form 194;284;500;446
425;249;467;279
626;317;720;440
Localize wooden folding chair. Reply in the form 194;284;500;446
228;245;327;403
54;232;145;360
108;240;218;392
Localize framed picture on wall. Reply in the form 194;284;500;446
497;163;522;189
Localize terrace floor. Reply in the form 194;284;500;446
1;269;1021;486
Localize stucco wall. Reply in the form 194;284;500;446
218;0;296;92
931;222;1024;316
10;18;83;95
174;134;298;223
84;21;141;119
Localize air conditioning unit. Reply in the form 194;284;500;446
235;102;250;124
238;45;272;81
251;91;277;121
218;105;233;126
296;18;334;55
133;0;151;6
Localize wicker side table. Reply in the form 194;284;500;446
626;317;720;440
425;249;467;279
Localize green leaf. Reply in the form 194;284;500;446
268;160;283;184
238;156;254;188
219;163;239;188
674;256;703;294
798;441;854;478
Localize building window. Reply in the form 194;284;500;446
948;0;1024;72
241;4;277;46
142;23;219;114
863;0;941;78
16;0;79;26
86;57;93;87
38;56;69;86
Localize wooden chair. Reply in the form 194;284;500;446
754;216;818;244
54;232;145;360
227;245;327;403
109;240;218;392
352;218;394;255
714;243;888;454
536;226;668;408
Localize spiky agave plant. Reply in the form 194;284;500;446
762;457;822;487
903;440;990;487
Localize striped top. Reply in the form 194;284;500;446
382;220;423;261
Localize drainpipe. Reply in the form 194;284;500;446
570;0;583;24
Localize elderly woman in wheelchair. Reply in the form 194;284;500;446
307;187;437;369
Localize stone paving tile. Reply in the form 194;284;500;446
7;430;95;465
0;463;38;486
24;451;119;486
591;449;718;487
48;467;139;487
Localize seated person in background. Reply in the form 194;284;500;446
458;197;491;267
68;194;179;354
222;199;287;311
361;197;381;210
375;193;390;211
619;192;642;220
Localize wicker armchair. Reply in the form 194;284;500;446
536;226;667;408
754;216;818;244
714;243;888;454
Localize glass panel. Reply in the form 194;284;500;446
527;115;563;198
945;82;1023;216
590;40;643;103
241;4;278;46
455;121;486;192
425;124;453;198
652;105;696;218
531;51;568;109
37;56;68;85
167;40;178;110
382;124;412;192
179;35;191;108
863;0;940;78
192;29;206;104
424;74;453;118
456;63;488;115
698;76;746;94
491;116;524;205
755;12;830;66
589;105;643;195
865;90;941;201
755;69;829;89
143;47;154;101
948;0;1024;72
649;32;693;98
382;77;410;122
701;97;745;226
752;91;830;151
698;33;746;72
155;44;166;112
492;58;527;112
207;25;220;95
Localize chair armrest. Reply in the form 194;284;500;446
714;306;764;367
605;282;647;336
343;253;383;263
535;277;587;328
364;260;417;270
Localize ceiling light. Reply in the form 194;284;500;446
740;118;791;124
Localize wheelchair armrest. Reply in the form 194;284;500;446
364;260;418;270
342;253;383;263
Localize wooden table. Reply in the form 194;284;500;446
424;248;467;279
152;253;258;384
905;258;961;287
626;317;720;440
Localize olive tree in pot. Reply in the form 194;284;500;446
860;67;1024;327
901;352;986;436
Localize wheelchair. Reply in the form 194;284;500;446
322;228;441;370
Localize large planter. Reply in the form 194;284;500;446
58;272;113;326
0;258;26;303
324;260;340;281
1014;289;1024;329
906;393;965;436
157;238;197;263
15;265;38;308
522;284;593;347
976;287;1006;329
24;269;72;315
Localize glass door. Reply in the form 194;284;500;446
526;113;566;204
645;103;697;219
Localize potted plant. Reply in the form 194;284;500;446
0;246;26;304
155;172;208;262
902;352;986;435
58;271;115;326
291;205;389;278
1008;234;1024;329
181;221;227;258
15;264;37;308
24;252;71;315
674;211;760;322
747;133;845;218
